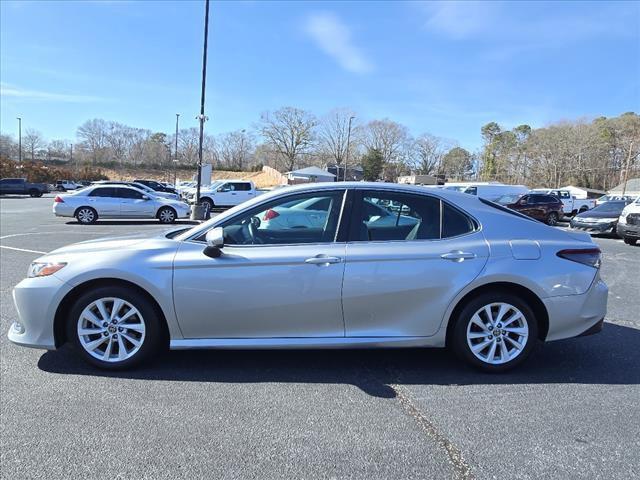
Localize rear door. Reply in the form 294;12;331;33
342;189;489;337
87;187;120;216
231;182;255;204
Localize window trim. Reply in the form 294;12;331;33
347;189;479;244
188;188;349;247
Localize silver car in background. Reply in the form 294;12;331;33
53;184;191;224
12;182;607;372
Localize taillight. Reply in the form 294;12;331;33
54;196;64;203
263;209;279;221
557;248;601;268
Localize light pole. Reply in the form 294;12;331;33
174;113;180;186
16;117;22;162
192;0;210;221
344;116;355;181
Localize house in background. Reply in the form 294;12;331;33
608;178;640;197
327;165;364;181
286;166;336;184
559;185;606;199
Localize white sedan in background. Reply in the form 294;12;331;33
53;184;191;224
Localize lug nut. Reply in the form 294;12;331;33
112;334;118;340
118;327;123;332
111;319;117;324
497;323;502;328
488;335;493;340
103;331;109;336
488;326;493;331
497;338;502;342
102;322;108;328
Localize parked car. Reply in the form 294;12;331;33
595;194;637;206
52;184;190;224
569;200;629;235
617;197;640;245
10;182;607;373
0;178;49;197
134;179;178;195
55;180;80;192
188;180;263;209
462;184;529;202
505;193;564;225
91;181;180;200
530;189;595;216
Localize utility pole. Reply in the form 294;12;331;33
344;116;355;181
16;117;22;162
622;141;634;196
192;0;210;220
174;113;180;186
70;144;75;174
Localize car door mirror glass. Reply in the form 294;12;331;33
203;227;225;258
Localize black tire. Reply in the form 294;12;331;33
200;197;214;211
75;206;98;224
546;212;559;226
67;285;164;370
29;189;41;198
624;237;638;246
157;206;177;224
451;292;538;373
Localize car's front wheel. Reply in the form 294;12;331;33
546;212;559;226
624;237;638;245
67;286;163;369
157;206;177;223
452;293;538;372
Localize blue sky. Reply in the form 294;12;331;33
1;0;638;151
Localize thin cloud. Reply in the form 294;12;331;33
0;83;107;103
304;12;373;74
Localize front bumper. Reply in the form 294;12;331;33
544;277;608;342
8;274;73;350
617;222;640;239
569;220;616;234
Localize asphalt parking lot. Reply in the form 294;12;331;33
1;195;639;479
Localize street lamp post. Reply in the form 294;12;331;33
16;117;22;162
191;0;210;221
344;116;355;181
174;113;180;186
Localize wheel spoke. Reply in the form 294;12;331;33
78;327;103;336
505;336;524;351
121;332;141;348
468;331;489;339
503;326;527;336
486;340;497;362
110;299;124;321
499;339;510;361
118;308;138;323
501;312;522;328
472;338;492;353
123;322;144;332
95;300;109;322
83;310;103;328
102;338;113;360
85;336;108;351
117;336;128;360
470;314;489;332
483;305;494;324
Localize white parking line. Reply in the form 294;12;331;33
0;245;47;254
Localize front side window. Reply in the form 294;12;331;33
214;190;345;245
354;192;440;241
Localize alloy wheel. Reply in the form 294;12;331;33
466;302;529;365
77;297;146;362
159;208;175;223
77;208;95;224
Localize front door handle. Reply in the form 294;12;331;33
441;251;476;262
305;255;343;266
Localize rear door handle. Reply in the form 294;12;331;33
441;251;476;262
305;255;343;266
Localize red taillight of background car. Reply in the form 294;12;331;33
263;209;279;221
54;196;64;203
557;248;601;268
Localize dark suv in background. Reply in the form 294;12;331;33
134;179;177;195
506;193;564;225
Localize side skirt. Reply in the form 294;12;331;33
170;336;444;350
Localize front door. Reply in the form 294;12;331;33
116;187;155;218
173;189;348;338
342;190;489;337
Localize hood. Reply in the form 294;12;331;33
575;209;622;220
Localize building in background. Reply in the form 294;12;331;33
397;174;444;185
559;185;607;199
327;165;364;182
286;166;336;184
608;178;640;197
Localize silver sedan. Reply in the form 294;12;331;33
10;182;607;372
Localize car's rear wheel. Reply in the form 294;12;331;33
67;286;163;369
200;197;214;211
75;207;97;224
624;237;638;245
452;293;538;372
157;206;176;223
29;189;42;198
546;212;559;226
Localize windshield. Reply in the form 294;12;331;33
591;202;626;213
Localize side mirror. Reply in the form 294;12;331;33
203;227;224;258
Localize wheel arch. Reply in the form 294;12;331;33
73;205;97;217
156;205;177;218
53;278;170;348
444;281;549;347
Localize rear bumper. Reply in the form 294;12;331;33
617;222;640;239
544;277;608;342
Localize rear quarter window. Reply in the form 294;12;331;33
442;203;476;237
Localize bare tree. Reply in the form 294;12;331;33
218;130;254;170
77;119;108;164
318;109;357;168
23;129;45;161
362;119;411;180
259;107;317;171
411;133;447;174
0;134;17;159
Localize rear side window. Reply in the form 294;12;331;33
232;183;251;191
442;203;475;238
89;187;115;197
117;188;144;199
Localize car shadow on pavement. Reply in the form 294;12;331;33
37;323;640;398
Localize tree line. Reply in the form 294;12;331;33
1;109;637;189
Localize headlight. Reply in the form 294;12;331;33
28;262;67;278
